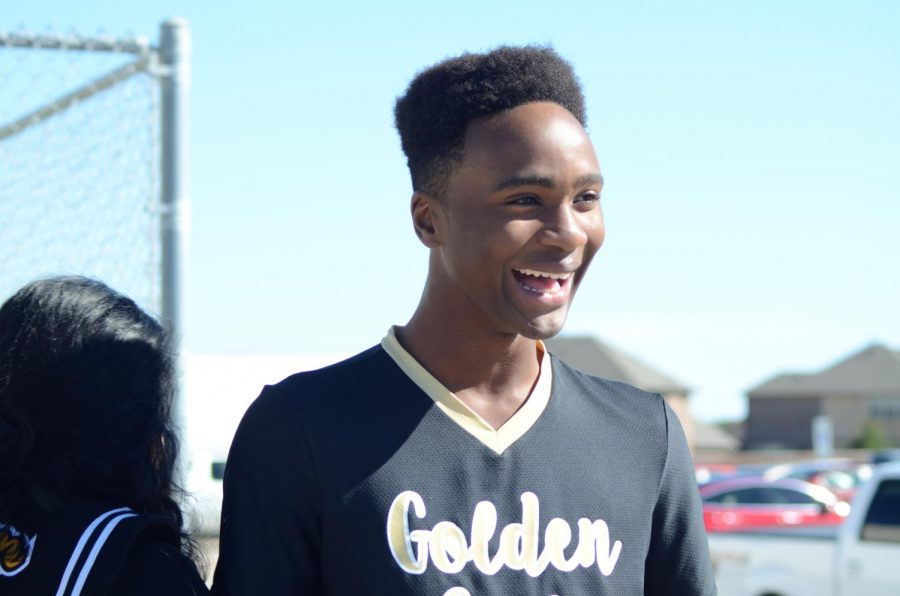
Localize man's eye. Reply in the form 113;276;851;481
509;195;540;206
574;191;600;203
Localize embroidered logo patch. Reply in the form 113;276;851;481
0;523;36;577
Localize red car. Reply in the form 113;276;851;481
699;476;851;532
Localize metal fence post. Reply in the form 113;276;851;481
159;17;191;482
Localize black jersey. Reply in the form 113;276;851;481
212;331;716;595
0;501;208;595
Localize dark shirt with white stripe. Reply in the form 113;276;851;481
0;501;208;596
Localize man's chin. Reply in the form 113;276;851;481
520;310;569;341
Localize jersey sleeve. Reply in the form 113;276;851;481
211;385;323;596
111;537;210;595
643;400;717;595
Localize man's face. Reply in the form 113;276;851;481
425;101;605;340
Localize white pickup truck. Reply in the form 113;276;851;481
708;462;900;596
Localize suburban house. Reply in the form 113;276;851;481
545;335;698;451
744;343;900;450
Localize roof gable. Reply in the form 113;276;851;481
694;422;740;450
749;343;900;397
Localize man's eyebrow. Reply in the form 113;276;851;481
577;173;604;189
493;172;604;192
493;175;555;192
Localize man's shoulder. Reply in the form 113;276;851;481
272;343;388;392
248;343;403;416
548;355;676;469
550;354;663;403
233;343;398;445
549;354;669;426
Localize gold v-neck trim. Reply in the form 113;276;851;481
381;327;552;455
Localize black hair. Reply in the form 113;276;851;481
394;45;586;196
0;276;198;563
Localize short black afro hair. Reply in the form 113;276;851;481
394;45;586;196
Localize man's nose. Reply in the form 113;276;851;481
537;205;589;251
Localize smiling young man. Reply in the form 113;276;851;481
212;47;716;595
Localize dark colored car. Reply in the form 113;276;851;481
871;449;900;465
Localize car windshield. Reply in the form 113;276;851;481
704;486;821;506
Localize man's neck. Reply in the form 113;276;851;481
397;309;542;430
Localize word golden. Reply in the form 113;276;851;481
387;491;623;579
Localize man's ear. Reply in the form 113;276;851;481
410;191;444;248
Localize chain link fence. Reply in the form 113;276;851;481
0;26;185;320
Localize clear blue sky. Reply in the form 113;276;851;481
8;1;900;423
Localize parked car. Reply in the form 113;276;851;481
695;463;739;487
871;449;900;465
708;462;900;595
700;476;850;532
762;458;873;501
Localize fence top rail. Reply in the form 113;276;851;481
0;30;152;54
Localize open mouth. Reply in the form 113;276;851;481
512;268;573;296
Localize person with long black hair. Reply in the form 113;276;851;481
0;276;209;595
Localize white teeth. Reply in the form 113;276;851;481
514;268;572;280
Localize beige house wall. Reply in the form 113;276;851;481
743;395;900;450
878;418;900;445
861;396;900;446
813;395;900;447
821;395;868;447
663;392;694;454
